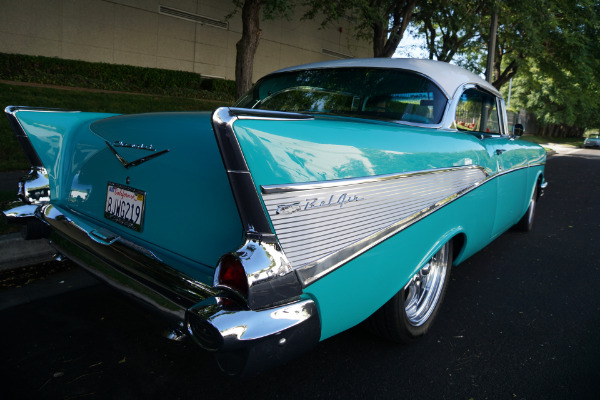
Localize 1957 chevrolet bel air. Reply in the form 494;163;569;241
2;59;547;376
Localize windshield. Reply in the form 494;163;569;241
235;68;448;125
588;134;599;139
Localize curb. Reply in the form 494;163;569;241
0;232;55;272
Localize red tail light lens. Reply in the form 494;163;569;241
217;254;248;298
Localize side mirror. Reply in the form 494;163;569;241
513;123;524;137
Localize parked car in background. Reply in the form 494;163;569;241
584;133;600;148
2;59;547;376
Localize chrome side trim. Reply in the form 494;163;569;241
262;166;485;194
262;166;488;285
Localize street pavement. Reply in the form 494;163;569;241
0;144;599;399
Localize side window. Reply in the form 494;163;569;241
455;88;500;134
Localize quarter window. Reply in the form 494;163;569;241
455;89;500;135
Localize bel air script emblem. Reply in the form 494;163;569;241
105;140;169;169
276;193;363;215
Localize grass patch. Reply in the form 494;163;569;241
0;83;230;171
519;135;583;147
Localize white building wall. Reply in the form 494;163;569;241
0;0;372;81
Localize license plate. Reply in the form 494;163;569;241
104;182;146;232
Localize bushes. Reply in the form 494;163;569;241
0;53;236;102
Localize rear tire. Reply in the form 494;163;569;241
367;242;452;343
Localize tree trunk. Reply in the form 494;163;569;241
372;21;387;57
236;0;262;99
539;123;584;138
371;0;417;58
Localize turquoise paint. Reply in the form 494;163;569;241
229;115;546;340
15;111;243;276
232;117;493;186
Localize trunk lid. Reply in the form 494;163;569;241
17;110;242;268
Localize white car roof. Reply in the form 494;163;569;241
272;58;501;99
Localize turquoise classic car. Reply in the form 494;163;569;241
2;59;547;376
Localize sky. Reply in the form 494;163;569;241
393;31;429;59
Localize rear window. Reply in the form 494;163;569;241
235;68;448;125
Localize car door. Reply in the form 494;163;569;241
455;88;527;237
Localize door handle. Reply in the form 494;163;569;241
496;149;506;155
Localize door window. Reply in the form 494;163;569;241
456;89;500;134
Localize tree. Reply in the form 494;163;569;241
231;0;294;98
414;0;487;63
304;0;420;57
508;0;600;137
413;0;551;89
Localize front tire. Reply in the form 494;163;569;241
367;242;452;343
515;185;538;232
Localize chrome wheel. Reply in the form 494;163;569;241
403;243;450;327
515;185;538;232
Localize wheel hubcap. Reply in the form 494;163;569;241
404;243;449;327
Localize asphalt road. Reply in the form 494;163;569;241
1;147;599;400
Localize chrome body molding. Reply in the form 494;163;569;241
186;297;320;376
212;107;304;308
261;166;488;286
212;107;276;236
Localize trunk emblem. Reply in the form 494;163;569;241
105;141;169;169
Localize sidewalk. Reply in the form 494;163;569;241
0;233;55;272
0;170;54;271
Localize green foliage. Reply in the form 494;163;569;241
0;53;236;102
504;0;600;135
303;0;418;57
409;0;600;134
414;0;488;63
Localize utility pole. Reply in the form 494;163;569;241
486;3;499;84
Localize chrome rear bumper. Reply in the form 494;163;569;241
3;202;320;375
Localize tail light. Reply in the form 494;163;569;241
216;254;249;299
